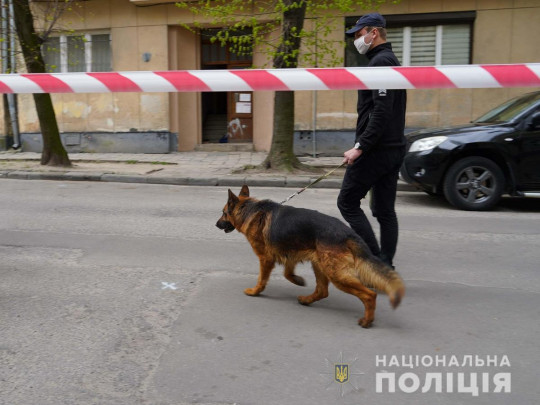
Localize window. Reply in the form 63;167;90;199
388;24;471;66
345;12;475;67
42;33;112;73
201;28;252;69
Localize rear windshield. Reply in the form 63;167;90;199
473;92;540;124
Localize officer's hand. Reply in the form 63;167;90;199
343;148;363;165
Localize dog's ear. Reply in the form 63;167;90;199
228;189;239;205
239;184;250;197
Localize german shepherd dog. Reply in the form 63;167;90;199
216;185;405;328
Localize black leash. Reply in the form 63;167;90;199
279;162;346;205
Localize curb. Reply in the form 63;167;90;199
0;169;418;191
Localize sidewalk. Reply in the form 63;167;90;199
0;151;416;191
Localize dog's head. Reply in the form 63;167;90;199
216;185;250;233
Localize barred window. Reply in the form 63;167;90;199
42;33;112;73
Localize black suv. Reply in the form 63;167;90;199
400;91;540;210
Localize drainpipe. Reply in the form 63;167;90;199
312;90;317;158
311;21;318;158
7;0;19;148
1;2;6;71
1;0;20;149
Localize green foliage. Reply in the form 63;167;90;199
175;0;395;68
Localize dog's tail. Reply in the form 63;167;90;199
347;240;405;309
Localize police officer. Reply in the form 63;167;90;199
338;13;407;268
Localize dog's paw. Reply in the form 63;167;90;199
358;317;373;329
291;275;306;287
244;287;261;296
297;295;312;306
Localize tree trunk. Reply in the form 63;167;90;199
263;91;298;170
262;0;307;171
12;0;71;166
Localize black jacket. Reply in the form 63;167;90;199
355;42;407;152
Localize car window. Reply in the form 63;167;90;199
473;92;540;124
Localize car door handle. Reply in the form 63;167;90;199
504;138;514;142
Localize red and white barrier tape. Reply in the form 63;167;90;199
0;64;539;93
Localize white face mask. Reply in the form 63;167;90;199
354;31;374;55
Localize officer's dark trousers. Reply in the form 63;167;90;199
337;147;406;267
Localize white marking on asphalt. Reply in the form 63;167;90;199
161;282;178;290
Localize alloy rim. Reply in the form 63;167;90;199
455;166;495;204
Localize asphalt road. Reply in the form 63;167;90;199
1;179;539;405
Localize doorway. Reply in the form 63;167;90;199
226;91;253;143
201;29;253;144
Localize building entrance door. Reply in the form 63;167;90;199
201;29;253;144
226;91;253;143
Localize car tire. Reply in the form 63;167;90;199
443;157;505;211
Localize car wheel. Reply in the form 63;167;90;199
443;157;504;211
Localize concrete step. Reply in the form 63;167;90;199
195;143;254;152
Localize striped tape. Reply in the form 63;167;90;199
0;64;539;94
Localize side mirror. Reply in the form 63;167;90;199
528;111;540;130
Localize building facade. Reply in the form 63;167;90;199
1;0;539;154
